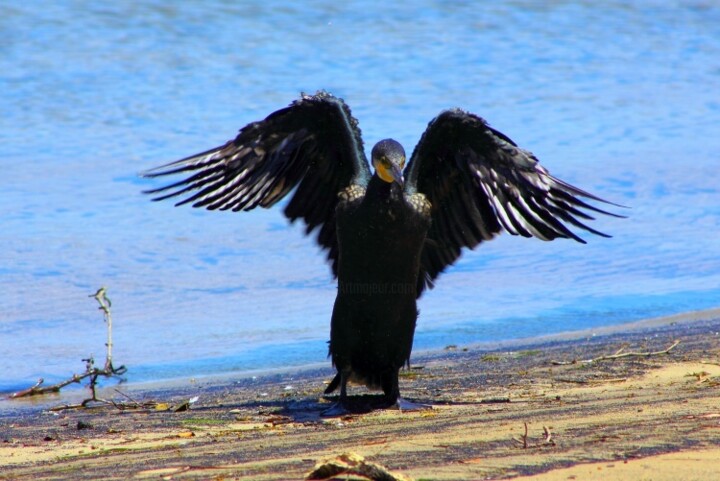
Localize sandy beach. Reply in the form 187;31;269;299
2;309;719;480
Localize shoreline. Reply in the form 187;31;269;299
5;307;718;409
2;309;719;480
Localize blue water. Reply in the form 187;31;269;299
2;1;719;394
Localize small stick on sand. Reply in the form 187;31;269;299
512;422;529;449
551;340;680;366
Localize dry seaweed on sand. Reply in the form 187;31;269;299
306;452;412;481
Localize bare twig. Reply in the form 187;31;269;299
512;423;557;449
8;378;49;398
10;287;126;400
91;287;123;373
10;372;91;398
551;340;680;366
114;388;142;405
554;377;628;384
512;422;529;449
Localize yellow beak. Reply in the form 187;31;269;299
377;161;404;186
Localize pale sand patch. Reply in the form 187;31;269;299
0;430;195;467
511;448;720;480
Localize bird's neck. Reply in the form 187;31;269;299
368;173;399;201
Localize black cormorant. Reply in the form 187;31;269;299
143;91;620;413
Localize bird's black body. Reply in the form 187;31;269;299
143;91;621;413
329;172;431;406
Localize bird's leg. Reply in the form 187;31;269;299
340;372;349;404
385;368;432;412
322;370;353;417
323;372;341;395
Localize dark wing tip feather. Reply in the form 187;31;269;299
139;143;227;177
550;175;630;212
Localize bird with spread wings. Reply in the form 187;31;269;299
144;90;621;414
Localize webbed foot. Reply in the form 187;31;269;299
321;401;352;417
394;397;432;412
321;398;373;417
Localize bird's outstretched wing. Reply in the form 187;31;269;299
142;91;371;276
404;109;622;296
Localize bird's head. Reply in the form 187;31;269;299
371;139;405;186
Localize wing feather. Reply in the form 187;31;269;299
405;109;623;296
142;91;372;276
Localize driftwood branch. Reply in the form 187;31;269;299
551;340;680;366
10;287;126;400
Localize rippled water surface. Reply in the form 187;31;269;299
2;1;719;392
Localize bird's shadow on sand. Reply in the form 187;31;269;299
190;394;493;423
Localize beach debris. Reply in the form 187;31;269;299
554;377;628;385
543;425;554;445
91;287;122;374
512;422;529;449
481;353;502;362
77;420;94;430
550;340;680;366
306;452;412;481
480;397;512;403
172;396;199;412
512;422;556;449
172;401;192;412
685;370;720;387
9;288;126;405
